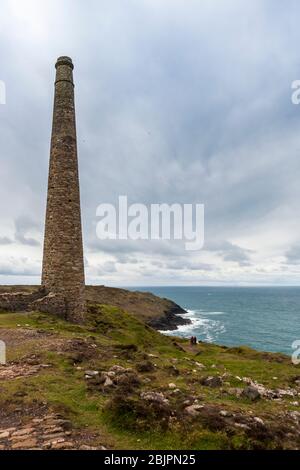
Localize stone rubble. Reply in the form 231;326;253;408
200;375;223;388
0;363;52;380
184;404;205;417
168;383;177;389
0;413;102;450
194;362;206;370
140;391;169;405
240;377;300;401
85;365;141;391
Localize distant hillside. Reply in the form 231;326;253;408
85;285;189;330
0;285;190;331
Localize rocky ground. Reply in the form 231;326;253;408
0;412;100;450
0;358;106;450
0;299;300;450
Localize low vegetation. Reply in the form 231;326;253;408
0;299;300;450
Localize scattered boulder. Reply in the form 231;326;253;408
242;385;262;401
107;389;171;432
110;365;127;374
239;377;298;401
165;365;180;376
288;411;300;421
84;370;99;379
290;376;300;387
219;410;231;417
274;388;296;398
107;371;116;378
170;388;181;394
85;364;141;393
104;377;114;388
140;391;169;405
168;383;177;389
184;404;204;417
234;422;250;431
200;376;223;388
136;360;155;373
253;417;264;425
114;371;140;389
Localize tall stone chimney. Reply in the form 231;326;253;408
41;56;85;323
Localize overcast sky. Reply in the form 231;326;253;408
1;0;300;286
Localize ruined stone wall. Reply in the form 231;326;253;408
0;291;43;312
31;292;67;317
41;57;86;323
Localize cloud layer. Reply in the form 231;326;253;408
1;0;300;285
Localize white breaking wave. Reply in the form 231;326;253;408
198;311;225;316
160;309;226;343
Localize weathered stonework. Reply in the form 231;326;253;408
41;56;86;323
0;291;43;312
31;292;67;317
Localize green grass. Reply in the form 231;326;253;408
0;305;299;450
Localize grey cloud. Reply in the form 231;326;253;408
206;241;254;267
96;261;118;276
0;0;299;284
115;254;139;265
14;217;41;247
87;238;188;258
0;258;40;276
285;245;300;265
159;259;213;272
0;236;13;245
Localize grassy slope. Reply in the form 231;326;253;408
0;285;187;327
0;305;299;450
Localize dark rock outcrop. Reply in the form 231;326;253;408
147;306;190;331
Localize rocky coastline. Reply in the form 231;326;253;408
0;285;191;332
147;303;190;331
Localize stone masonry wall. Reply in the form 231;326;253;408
0;291;44;312
41;57;86;323
30;292;67;317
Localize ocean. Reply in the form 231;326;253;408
133;286;300;355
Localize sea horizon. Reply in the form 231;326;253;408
129;286;300;356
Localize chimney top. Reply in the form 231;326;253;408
55;56;74;69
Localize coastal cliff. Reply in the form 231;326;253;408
85;285;190;330
0;285;190;331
